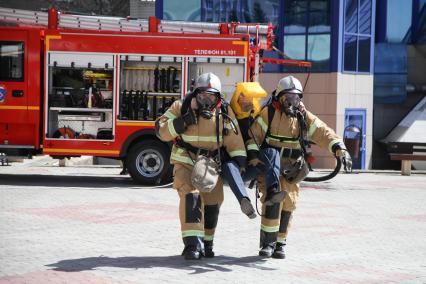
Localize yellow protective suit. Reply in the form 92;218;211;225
247;105;345;245
156;98;246;250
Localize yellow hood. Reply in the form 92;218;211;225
230;82;268;119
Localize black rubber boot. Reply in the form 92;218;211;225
182;236;203;260
259;245;274;257
204;240;215;258
240;197;256;219
264;186;286;206
182;245;202;260
272;242;286;259
259;230;278;258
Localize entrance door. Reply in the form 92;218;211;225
344;109;366;169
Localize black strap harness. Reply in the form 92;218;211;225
175;92;235;165
262;104;308;160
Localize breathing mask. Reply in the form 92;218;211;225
273;75;304;117
193;72;222;119
279;92;301;117
195;90;220;119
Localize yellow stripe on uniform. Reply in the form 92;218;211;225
260;224;280;233
182;230;204;238
164;111;176;120
246;143;260;151
256;116;268;133
204;235;214;241
228;150;247;157
181;134;223;143
328;139;343;153
277;237;287;243
308;118;321;139
167;119;179;138
171;152;194;166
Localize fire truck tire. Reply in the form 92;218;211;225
126;140;171;185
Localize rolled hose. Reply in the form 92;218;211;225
303;155;342;182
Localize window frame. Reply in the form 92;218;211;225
0;41;25;82
342;0;374;74
282;0;332;73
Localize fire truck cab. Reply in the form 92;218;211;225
0;7;277;184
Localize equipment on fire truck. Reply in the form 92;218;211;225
52;126;76;139
96;128;114;140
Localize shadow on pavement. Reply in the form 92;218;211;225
0;174;170;189
46;255;275;274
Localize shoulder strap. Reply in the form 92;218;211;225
297;111;308;158
216;108;222;170
266;103;275;137
180;91;195;116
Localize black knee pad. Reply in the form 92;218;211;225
204;204;220;229
185;193;202;223
279;210;292;233
264;203;280;220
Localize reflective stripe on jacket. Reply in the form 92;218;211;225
246;106;344;157
156;100;247;167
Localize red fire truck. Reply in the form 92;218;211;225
0;7;309;184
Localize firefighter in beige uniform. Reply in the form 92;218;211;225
247;76;352;258
156;73;247;260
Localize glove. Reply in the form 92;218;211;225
335;149;352;173
172;110;197;134
248;158;264;168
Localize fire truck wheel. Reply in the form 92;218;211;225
126;140;171;185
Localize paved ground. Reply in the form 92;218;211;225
0;157;425;283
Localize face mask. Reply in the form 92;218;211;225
279;93;301;117
196;92;219;119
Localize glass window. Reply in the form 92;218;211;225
343;0;372;72
246;0;280;24
344;35;357;71
345;0;358;33
284;35;306;60
163;0;201;21
202;0;279;24
307;34;330;71
420;0;426;11
358;36;371;72
386;0;412;42
308;0;331;33
284;0;308;33
359;0;371;34
0;42;24;81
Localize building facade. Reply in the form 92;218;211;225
154;0;425;170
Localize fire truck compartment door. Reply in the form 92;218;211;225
187;57;246;102
49;53;114;68
0;29;34;147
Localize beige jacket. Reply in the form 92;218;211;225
246;106;345;158
156;100;247;167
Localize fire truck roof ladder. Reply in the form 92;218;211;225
0;7;273;49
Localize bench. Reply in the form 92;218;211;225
389;153;426;175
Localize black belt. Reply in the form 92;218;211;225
280;147;302;159
264;145;302;159
175;139;219;157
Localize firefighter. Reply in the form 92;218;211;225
155;72;247;260
246;75;352;258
